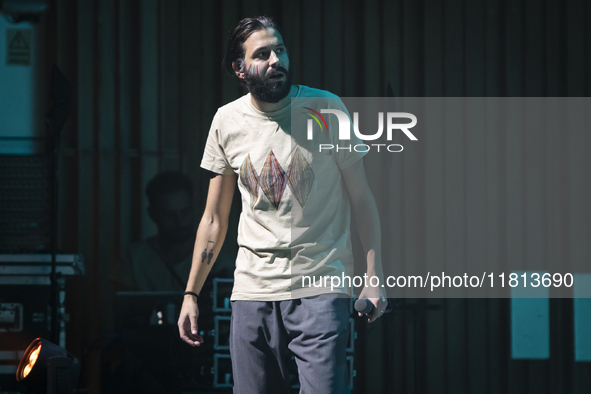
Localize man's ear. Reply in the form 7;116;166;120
232;60;245;80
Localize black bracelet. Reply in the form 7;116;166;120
184;291;199;299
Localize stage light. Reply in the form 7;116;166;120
21;341;41;379
16;338;80;394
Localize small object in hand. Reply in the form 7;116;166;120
354;298;374;315
355;298;392;316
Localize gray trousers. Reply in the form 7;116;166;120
229;297;351;394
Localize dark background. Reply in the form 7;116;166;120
21;0;591;392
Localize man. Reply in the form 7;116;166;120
178;16;387;394
112;171;197;291
107;171;197;394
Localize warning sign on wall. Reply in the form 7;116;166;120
6;29;31;66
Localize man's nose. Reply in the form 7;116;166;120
269;50;279;66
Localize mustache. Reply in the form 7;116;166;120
267;66;288;77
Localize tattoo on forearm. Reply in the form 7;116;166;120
201;241;215;265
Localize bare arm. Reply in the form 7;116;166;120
341;159;387;323
178;172;236;346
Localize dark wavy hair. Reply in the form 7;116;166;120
223;16;282;77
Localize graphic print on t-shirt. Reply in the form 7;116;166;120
260;151;288;209
239;147;315;210
240;154;259;209
287;148;315;207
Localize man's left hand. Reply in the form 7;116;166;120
358;286;388;323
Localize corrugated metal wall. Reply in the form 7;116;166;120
50;0;591;392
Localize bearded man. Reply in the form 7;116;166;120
178;16;387;394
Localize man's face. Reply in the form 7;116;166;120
148;189;194;243
240;28;292;103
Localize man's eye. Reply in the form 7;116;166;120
276;48;284;54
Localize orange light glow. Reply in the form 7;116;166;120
16;340;42;381
22;345;41;378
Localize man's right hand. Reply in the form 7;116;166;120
178;295;204;346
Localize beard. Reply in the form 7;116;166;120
244;65;292;103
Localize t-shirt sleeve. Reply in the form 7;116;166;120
200;111;235;175
328;98;368;169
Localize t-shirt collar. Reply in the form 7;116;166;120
245;85;301;119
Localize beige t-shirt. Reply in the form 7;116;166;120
201;85;366;300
